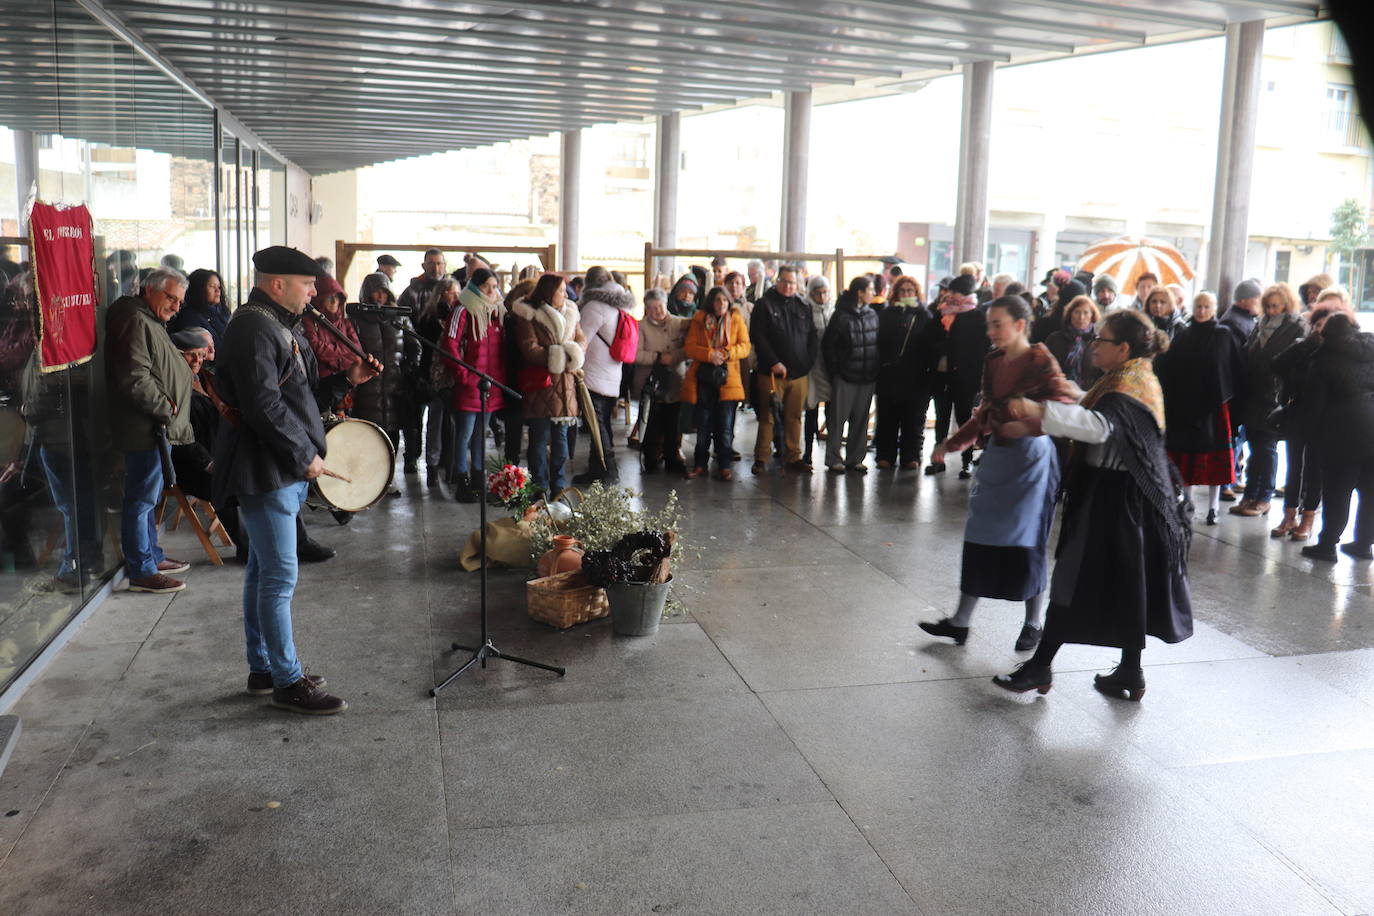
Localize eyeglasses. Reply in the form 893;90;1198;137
1092;336;1121;345
162;292;183;308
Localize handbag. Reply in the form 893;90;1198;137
642;363;675;401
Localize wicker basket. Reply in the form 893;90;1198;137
526;569;609;629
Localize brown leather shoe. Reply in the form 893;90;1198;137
1228;499;1255;516
128;573;186;594
786;460;813;474
685;467;708;479
1291;510;1317;541
715;468;734;481
271;677;347;715
157;558;191;574
1271;508;1299;538
247;670;327;696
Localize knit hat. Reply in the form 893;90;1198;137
1234;278;1263;301
1092;274;1118;294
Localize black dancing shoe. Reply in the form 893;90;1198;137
1301;542;1338;562
1014;624;1042;652
992;662;1053;695
918;617;969;646
923;461;946;476
958;467;973;480
1205;509;1218;526
1092;666;1146;702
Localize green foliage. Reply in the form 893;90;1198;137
527;483;691;614
1330;197;1370;258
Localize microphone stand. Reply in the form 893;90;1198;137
376;317;565;694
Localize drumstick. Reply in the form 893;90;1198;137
321;467;352;484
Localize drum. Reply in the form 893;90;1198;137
309;418;395;512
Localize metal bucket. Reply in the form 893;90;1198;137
605;577;672;636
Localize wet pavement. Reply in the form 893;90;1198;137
0;413;1370;914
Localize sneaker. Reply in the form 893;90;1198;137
271;676;348;715
157;558;191;574
247;670;327;696
128;573;186;594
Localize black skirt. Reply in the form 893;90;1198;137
1044;467;1193;649
960;542;1046;602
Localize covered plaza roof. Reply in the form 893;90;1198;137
15;0;1321;174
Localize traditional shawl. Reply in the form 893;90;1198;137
1076;357;1189;566
1081;357;1165;431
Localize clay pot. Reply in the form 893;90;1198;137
538;535;584;579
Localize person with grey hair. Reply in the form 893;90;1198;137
746;259;769;304
991;272;1015;300
160;253;185;273
314;256;334;278
105;265;195;594
803;274;833;466
632;286;690;473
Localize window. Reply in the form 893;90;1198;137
1324;84;1362;147
1275;250;1291;284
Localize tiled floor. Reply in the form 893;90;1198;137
1;415;1370;914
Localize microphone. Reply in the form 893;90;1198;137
347;302;414;318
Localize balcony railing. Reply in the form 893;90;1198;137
1323;108;1371;151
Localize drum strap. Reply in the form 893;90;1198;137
238;304;306;387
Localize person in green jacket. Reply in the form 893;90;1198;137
105;266;195;594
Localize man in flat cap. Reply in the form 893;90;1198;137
375;253;400;293
213;246;380;715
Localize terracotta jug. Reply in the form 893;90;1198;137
538;535;584;578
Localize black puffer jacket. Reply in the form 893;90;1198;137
822;291;880;385
1308;329;1374;461
349;273;421;430
876;300;934;399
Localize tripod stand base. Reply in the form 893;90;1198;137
430;638;566;696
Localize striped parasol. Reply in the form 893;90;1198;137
1076;236;1195;295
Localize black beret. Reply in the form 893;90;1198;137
949;274;977;296
879;254;902;265
377;254;401;267
252;246;325;278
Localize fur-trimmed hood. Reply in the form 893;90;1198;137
578;283;634;312
510;297;584;375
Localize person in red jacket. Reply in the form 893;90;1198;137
302;275;363;393
441;268;508;502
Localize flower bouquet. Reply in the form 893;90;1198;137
485;460;536;520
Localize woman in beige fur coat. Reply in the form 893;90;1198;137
509;273;586;495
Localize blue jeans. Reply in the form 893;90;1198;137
121;448;165;578
693;400;738;471
527;419;571;494
239;482;307;687
1242;430;1279;502
453;410;487;474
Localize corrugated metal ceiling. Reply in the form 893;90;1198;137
1;0;1325;174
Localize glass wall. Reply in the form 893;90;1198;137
0;0;272;693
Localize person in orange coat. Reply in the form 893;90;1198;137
682;286;752;480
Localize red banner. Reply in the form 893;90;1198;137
29;202;98;372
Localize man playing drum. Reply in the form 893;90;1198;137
212;247;380;715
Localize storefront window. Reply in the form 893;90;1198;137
0;0;220;693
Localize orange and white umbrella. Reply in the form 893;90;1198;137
1077;236;1195;295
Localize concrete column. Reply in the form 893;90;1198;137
14;129;38;235
954;61;995;270
652;112;681;280
1207;20;1264;302
780;89;811;253
559;129;582;273
1204;24;1241;292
